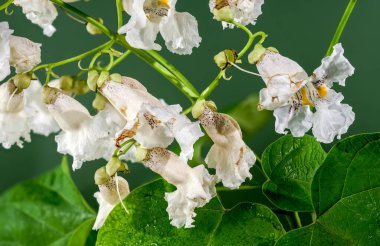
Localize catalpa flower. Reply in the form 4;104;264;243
42;86;125;170
137;147;216;228
251;43;355;143
193;101;256;189
0;22;41;81
119;0;201;54
0;80;58;149
99;76;203;161
93;176;130;230
209;0;264;28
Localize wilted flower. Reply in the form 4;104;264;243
119;0;201;54
193;101;256;189
137;147;216;228
93;175;130;230
252;43;355;143
209;0;264;28
42;86;125;170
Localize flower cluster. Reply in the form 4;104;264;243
0;0;357;231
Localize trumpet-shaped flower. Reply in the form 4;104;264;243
254;44;355;143
93;176;130;230
198;105;256;189
43;87;124;170
140;147;216;228
119;0;201;54
0;22;12;81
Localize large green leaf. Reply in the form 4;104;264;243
276;133;380;246
0;157;96;246
97;179;285;246
261;135;326;212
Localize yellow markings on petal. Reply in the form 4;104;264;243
316;84;328;98
158;0;170;8
301;87;313;106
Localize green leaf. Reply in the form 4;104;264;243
261;135;326;212
97;179;285;246
276;133;380;246
228;94;271;136
0;157;96;246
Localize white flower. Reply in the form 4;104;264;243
14;0;58;37
0;22;12;81
93;176;130;230
0;81;30;148
44;87;123;170
199;106;256;189
256;44;355;143
141;148;216;228
119;0;201;54
209;0;264;28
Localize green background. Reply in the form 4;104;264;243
0;0;379;208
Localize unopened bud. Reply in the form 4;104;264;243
110;73;122;83
97;71;110;88
72;79;89;95
86;18;104;35
13;73;31;90
214;49;238;70
87;70;99;91
135;146;148;162
41;86;59;105
92;92;107;111
94;166;110;185
59;76;74;91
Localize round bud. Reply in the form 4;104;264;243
72;79;90;95
92;92;107;111
86;18;104;35
59;76;74;91
13;73;31;90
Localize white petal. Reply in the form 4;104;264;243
160;12;201;55
231;0;264;26
119;0;161;50
0;22;12;81
9;36;41;73
144;148;216;228
273;105;313;137
93;176;130;230
200;107;255;188
13;0;58;37
312;90;355;143
313;43;354;86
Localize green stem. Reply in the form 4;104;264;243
216;185;261;192
0;0;13;11
284;215;295;230
113;139;136;157
115;0;123;29
33;40;114;72
326;0;357;56
294;212;302;228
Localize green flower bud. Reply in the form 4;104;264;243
41;86;59;105
192;99;206;119
59;76;74;91
97;71;110;88
92;92;107;111
248;44;267;64
87;70;99;91
110;73;122;83
94;166;110;185
135;146;148;162
13;73;31;90
86;18;104;35
72;79;89;95
214;49;238;70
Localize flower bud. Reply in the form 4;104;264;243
92;92;107;111
12;73;32;90
86;18;104;35
97;71;110;88
135;146;148;162
72;79;89;95
59;76;74;91
214;49;238;70
94;166;110;185
87;70;99;91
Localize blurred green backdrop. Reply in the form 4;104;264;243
0;0;379;208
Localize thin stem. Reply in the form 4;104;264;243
284;215;295;230
216;185;261;192
33;40;114;72
0;0;13;11
326;0;357;56
229;62;261;77
198;70;224;100
294;212;302;228
115;173;129;215
110;50;132;69
117;141;136;157
311;211;317;223
113;139;136;157
115;0;123;29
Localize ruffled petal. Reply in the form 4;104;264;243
273;105;313;137
13;0;58;37
160;12;201;55
0;22;12;81
313;43;355;87
93;176;130;230
230;0;264;26
9;36;41;73
143;148;216;228
312;90;355;143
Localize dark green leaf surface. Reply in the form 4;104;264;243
97;179;285;246
261;135;326;212
276;133;380;246
0;158;95;246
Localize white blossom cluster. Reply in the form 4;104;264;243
0;0;356;231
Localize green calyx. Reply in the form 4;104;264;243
135;146;148;162
248;44;279;64
41;86;59;105
94;166;110;185
106;157;129;177
192;99;217;119
59;76;74;91
87;70;99;91
92;92;107;111
97;71;110;88
214;49;239;70
86;18;104;35
213;6;233;22
12;73;32;90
